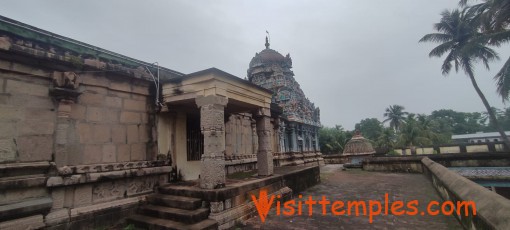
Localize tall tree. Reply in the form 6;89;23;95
376;127;396;151
319;126;349;154
354;118;384;141
419;8;510;149
460;0;510;101
383;105;408;132
398;114;432;154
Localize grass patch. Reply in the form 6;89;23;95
227;170;257;180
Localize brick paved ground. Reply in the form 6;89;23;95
241;165;462;230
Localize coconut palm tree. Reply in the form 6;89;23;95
419;8;510;149
460;0;510;101
383;105;408;132
398;114;432;155
459;0;509;33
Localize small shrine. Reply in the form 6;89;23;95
343;131;376;155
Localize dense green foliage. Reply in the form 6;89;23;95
319;107;510;154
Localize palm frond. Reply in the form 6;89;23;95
441;51;456;75
487;30;510;46
495;56;510;102
419;33;453;43
429;41;455;57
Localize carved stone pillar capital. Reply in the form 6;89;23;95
50;71;82;102
254;107;271;118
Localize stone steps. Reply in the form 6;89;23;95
158;185;202;198
139;204;209;224
146;194;202;210
129;214;218;230
128;192;217;230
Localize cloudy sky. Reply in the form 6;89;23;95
1;0;509;129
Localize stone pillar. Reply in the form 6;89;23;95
225;115;232;156
251;121;258;156
280;125;286;153
290;124;297;152
195;95;228;189
55;100;74;166
284;126;290;152
255;108;273;176
308;131;313;152
315;129;320;151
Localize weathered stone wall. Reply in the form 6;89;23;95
225;113;257;157
422;157;510;230
0;63;55;163
323;154;356;164
59;73;152;165
0;26;173;229
363;156;424;173
0;58;58;229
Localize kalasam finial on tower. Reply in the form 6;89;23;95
265;30;270;49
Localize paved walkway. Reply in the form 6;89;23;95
241;165;462;230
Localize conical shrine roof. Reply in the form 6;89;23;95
343;131;376;155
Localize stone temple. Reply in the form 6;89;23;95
3;14;507;230
0;15;323;229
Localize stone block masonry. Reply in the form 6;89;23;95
0;74;55;163
67;77;152;165
0;18;179;229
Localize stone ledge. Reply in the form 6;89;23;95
69;196;143;221
422;157;510;229
0;174;46;190
0;161;50;170
225;157;257;166
0;197;52;221
47;166;171;187
56;160;169;175
0;161;51;178
0;214;45;230
44;208;70;226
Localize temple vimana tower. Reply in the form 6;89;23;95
247;37;321;156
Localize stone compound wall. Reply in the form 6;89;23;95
394;142;505;155
0;33;172;229
362;153;510;173
422;157;510;230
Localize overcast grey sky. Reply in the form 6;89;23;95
1;0;509;129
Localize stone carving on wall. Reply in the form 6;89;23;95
52;71;80;89
127;175;158;195
50;71;82;102
92;181;125;203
